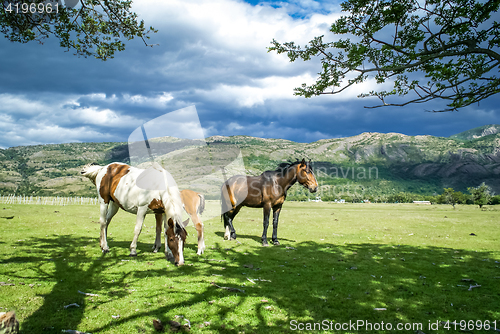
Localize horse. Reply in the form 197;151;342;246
80;162;188;265
221;158;318;246
152;189;206;255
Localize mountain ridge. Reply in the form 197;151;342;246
450;124;500;141
1;127;500;199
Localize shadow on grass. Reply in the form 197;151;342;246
214;232;297;245
3;235;500;333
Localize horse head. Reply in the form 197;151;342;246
166;218;188;266
296;158;318;193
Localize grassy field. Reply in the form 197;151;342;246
0;202;499;333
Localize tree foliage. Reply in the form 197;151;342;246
269;0;500;111
440;187;467;207
1;0;157;60
468;182;493;208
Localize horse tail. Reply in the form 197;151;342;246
225;181;236;209
197;193;205;215
80;163;104;185
220;181;236;216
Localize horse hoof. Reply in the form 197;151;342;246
102;248;110;254
231;233;237;240
273;240;280;246
129;252;137;257
262;242;269;247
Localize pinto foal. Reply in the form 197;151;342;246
81;162;187;265
153;189;206;255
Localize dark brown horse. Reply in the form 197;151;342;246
221;159;318;246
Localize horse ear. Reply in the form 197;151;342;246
300;158;306;166
182;218;190;228
167;218;174;229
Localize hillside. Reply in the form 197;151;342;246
0;142;129;197
1;130;500;199
450;124;500;140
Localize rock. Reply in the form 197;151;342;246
153;319;164;332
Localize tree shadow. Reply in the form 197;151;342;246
3;234;500;333
1;235;163;333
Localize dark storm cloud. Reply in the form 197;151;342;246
0;0;499;149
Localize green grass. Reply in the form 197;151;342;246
0;202;499;333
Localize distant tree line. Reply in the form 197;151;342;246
288;182;497;208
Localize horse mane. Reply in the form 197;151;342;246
163;186;185;236
275;159;312;173
80;163;104;185
175;222;187;237
275;161;299;172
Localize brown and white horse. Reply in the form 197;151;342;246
153;189;206;255
81;162;187;265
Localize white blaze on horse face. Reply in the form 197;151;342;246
177;236;184;265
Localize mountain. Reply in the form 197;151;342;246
450;124;500;141
0;142;129;197
1;129;500;199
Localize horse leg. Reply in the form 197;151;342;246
152;213;162;253
163;214;174;262
192;214;205;255
261;204;272;247
100;201;119;253
224;206;240;240
271;205;282;246
99;202;109;252
223;213;235;240
223;212;231;240
129;206;148;257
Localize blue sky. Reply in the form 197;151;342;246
1;0;499;149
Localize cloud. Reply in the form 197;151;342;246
194;75;305;108
0;0;500;149
71;107;140;128
0;121;116;149
0;93;150;147
0;94;48;117
205;119;331;142
121;92;174;108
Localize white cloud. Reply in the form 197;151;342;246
0;93;148;147
0;94;47;116
192;73;393;109
194;75;309;107
139;0;340;71
128;0;388;111
24;125;115;143
72;107;141;128
0;121;116;148
121;92;174;108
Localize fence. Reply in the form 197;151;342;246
0;195;98;206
